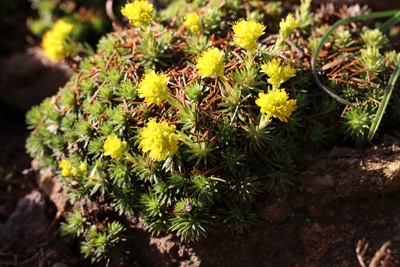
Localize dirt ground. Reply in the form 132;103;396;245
1;1;400;266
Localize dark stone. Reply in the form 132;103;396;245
0;190;49;250
0;49;73;110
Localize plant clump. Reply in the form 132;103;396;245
25;0;400;264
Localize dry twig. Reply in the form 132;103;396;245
356;238;392;267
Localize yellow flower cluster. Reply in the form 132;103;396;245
58;159;87;177
103;134;128;159
279;14;299;39
232;19;266;51
261;58;297;88
72;163;87;176
41;19;73;61
138;70;169;105
140;119;179;161
183;12;200;33
255;89;297;123
196;47;225;78
59;159;72;177
121;0;153;27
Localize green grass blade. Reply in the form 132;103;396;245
378;10;400;33
368;53;400;141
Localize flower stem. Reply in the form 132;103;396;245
219;75;234;96
258;113;271;130
166;95;185;111
123;151;136;164
245;50;254;71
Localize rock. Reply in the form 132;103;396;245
0;190;49;250
300;222;335;261
300;174;335;196
258;197;293;222
34;160;69;213
0;48;73;110
297;144;400;218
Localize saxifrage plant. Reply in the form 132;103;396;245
25;0;400;264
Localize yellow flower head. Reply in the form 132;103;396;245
103;134;128;159
138;70;169;105
183;12;200;33
232;19;266;51
196;47;225;78
72;168;79;176
59;159;72;177
139;119;179;161
78;162;87;173
41;19;73;61
70;162;87;176
279;14;299;38
52;19;74;36
121;0;153;27
261;58;296;88
255;89;297;123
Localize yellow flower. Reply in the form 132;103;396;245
41;19;73;61
255;89;297;123
279;14;299;38
78;162;87;173
71;168;78;176
103;134;127;159
59;159;72;177
261;58;296;88
139;119;179;161
183;12;200;33
70;162;87;176
52;19;74;36
138;70;169;105
121;0;153;27
232;19;265;51
196;47;225;78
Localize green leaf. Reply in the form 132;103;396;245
368;53;400;141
